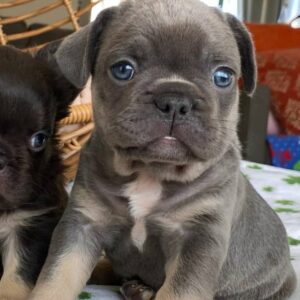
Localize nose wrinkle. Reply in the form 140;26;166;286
169;112;176;136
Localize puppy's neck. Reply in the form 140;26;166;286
113;151;219;184
123;172;162;219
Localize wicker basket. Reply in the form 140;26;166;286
0;0;100;182
59;101;94;183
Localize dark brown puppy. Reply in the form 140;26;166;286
0;46;79;299
31;0;296;299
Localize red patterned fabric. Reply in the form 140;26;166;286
257;49;300;134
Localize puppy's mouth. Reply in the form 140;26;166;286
117;135;193;164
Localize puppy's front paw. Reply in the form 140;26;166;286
120;280;155;300
0;282;30;300
0;293;27;300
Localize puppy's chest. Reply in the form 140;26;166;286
124;174;162;219
123;174;163;250
0;209;53;242
0;213;27;262
0;213;26;242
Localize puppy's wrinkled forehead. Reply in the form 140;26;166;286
101;0;240;72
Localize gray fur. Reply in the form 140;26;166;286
30;1;296;299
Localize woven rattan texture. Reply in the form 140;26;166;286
0;0;100;181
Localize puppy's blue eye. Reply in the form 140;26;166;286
213;68;233;88
111;61;134;81
29;131;48;152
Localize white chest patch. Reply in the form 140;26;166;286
123;173;162;251
124;173;162;219
130;219;147;252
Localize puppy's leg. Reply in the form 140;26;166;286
155;222;229;300
30;208;105;300
0;235;31;300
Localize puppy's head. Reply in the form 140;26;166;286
53;0;256;181
0;46;79;210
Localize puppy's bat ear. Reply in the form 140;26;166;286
35;41;81;120
35;7;116;120
53;7;117;88
226;14;257;96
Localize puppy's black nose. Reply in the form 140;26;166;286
154;94;192;116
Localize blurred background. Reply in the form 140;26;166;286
91;0;300;25
1;0;300;49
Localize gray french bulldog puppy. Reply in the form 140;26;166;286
30;0;297;299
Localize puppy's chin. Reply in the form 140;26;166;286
112;137;212;182
116;136;195;165
113;151;212;183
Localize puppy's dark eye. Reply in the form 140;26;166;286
111;61;135;81
29;131;48;152
213;68;234;88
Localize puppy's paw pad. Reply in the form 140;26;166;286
120;280;155;300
